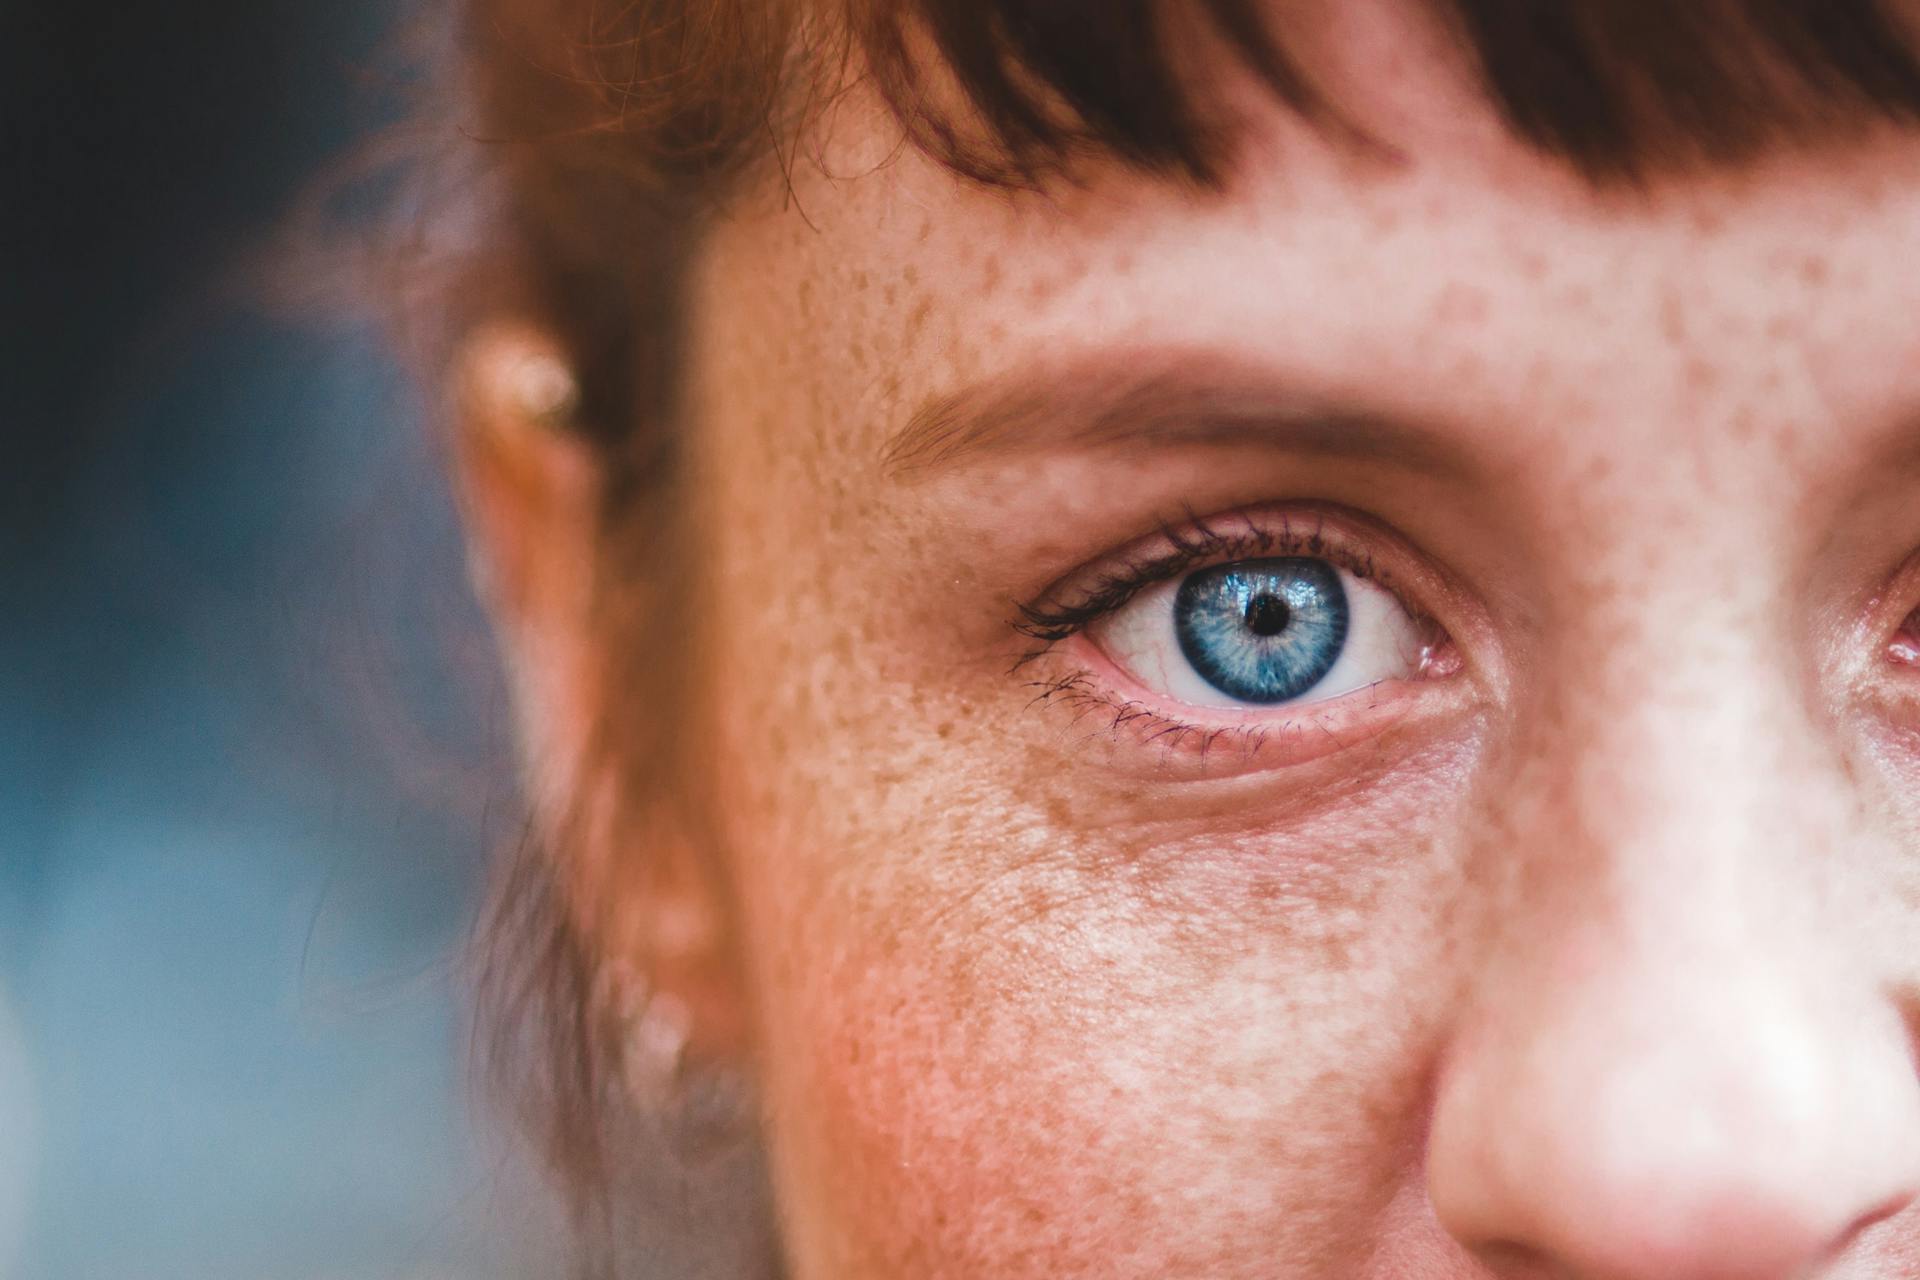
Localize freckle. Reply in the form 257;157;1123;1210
1434;282;1490;326
904;264;920;286
1660;292;1686;344
1445;349;1486;382
916;216;932;244
852;268;869;292
883;280;898;307
981;255;1003;291
1044;795;1071;826
905;296;934;341
936;721;953;739
1684;356;1719;393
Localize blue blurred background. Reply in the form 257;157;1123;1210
1;2;566;1274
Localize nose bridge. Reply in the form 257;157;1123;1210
1423;553;1920;1278
1517;563;1828;929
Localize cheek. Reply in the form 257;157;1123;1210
745;887;1246;1278
761;918;1156;1277
720;766;1476;1280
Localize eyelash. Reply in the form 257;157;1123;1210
1014;508;1393;653
1019;669;1272;762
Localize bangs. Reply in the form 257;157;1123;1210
855;0;1920;184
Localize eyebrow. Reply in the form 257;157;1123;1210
880;348;1472;480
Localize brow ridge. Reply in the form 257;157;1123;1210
881;349;1467;479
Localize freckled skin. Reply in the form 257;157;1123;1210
499;3;1920;1277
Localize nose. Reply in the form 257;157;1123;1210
1428;943;1920;1279
1425;699;1920;1278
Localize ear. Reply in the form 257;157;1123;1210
452;322;599;782
453;322;750;1067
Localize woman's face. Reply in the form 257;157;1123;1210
645;9;1920;1277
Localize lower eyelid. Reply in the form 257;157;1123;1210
1028;641;1439;777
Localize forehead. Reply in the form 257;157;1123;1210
719;20;1920;389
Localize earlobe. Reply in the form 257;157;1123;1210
574;805;755;1110
601;810;756;1073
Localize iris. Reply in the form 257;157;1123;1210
1174;558;1350;703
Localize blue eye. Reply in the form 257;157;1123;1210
1174;558;1349;703
1091;552;1427;711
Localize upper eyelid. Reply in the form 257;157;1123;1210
1013;507;1407;646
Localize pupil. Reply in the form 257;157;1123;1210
1244;593;1291;637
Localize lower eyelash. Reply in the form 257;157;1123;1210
1024;667;1279;763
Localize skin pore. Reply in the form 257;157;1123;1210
469;1;1920;1276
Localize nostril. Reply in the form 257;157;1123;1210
1823;1188;1916;1266
1476;1239;1571;1279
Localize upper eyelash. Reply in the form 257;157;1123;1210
1012;508;1378;648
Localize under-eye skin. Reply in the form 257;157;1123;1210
1012;506;1461;771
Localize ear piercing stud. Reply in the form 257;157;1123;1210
625;989;693;1095
461;321;580;431
596;958;692;1098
